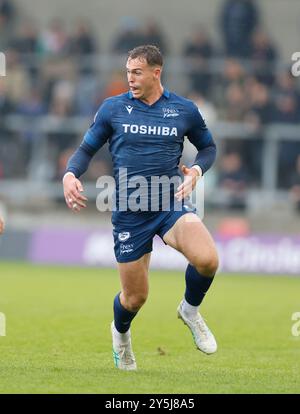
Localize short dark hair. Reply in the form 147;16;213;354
127;45;163;67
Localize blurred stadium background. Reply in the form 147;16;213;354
0;0;300;395
0;0;300;273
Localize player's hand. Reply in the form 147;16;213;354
63;174;88;212
0;217;4;234
175;165;202;201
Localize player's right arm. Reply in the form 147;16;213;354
63;99;113;212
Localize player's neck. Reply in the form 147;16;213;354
140;84;164;106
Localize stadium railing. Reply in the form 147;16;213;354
0;115;298;212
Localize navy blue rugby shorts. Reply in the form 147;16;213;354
112;204;196;263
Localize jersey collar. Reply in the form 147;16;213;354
128;88;170;100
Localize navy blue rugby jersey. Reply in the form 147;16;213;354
66;89;216;210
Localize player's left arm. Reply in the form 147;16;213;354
175;104;216;201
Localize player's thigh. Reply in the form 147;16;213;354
118;252;151;298
163;213;218;269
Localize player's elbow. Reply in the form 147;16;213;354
207;140;217;159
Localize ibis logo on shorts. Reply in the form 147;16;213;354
118;232;131;242
122;124;178;136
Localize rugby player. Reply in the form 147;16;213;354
63;45;218;370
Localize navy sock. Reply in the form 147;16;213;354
113;293;138;333
184;264;215;306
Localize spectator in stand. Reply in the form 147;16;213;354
0;79;13;117
41;56;77;111
39;18;70;56
10;20;40;79
142;18;168;54
68;19;99;112
289;155;300;212
273;94;299;124
0;0;14;25
0;0;16;48
49;80;75;117
222;58;246;86
102;71;129;100
216;58;246;105
218;151;250;209
112;17;143;54
11;20;39;54
220;0;259;58
223;83;247;121
4;48;30;107
183;27;214;96
246;80;273;125
243;80;273;182
48;81;76;149
17;87;45;117
273;93;300;187
16;87;46;167
70;19;97;56
47;89;76;180
69;19;98;75
0;79;13;178
250;29;278;86
275;70;300;109
74;76;100;116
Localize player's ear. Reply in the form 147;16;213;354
153;66;161;80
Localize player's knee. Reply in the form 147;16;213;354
193;250;219;277
124;292;148;312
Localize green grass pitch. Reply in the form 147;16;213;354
0;261;299;394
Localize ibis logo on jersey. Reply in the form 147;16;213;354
163;108;179;118
122;124;178;136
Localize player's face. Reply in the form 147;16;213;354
126;58;161;101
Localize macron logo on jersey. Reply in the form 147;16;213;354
125;105;133;114
122;124;178;136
